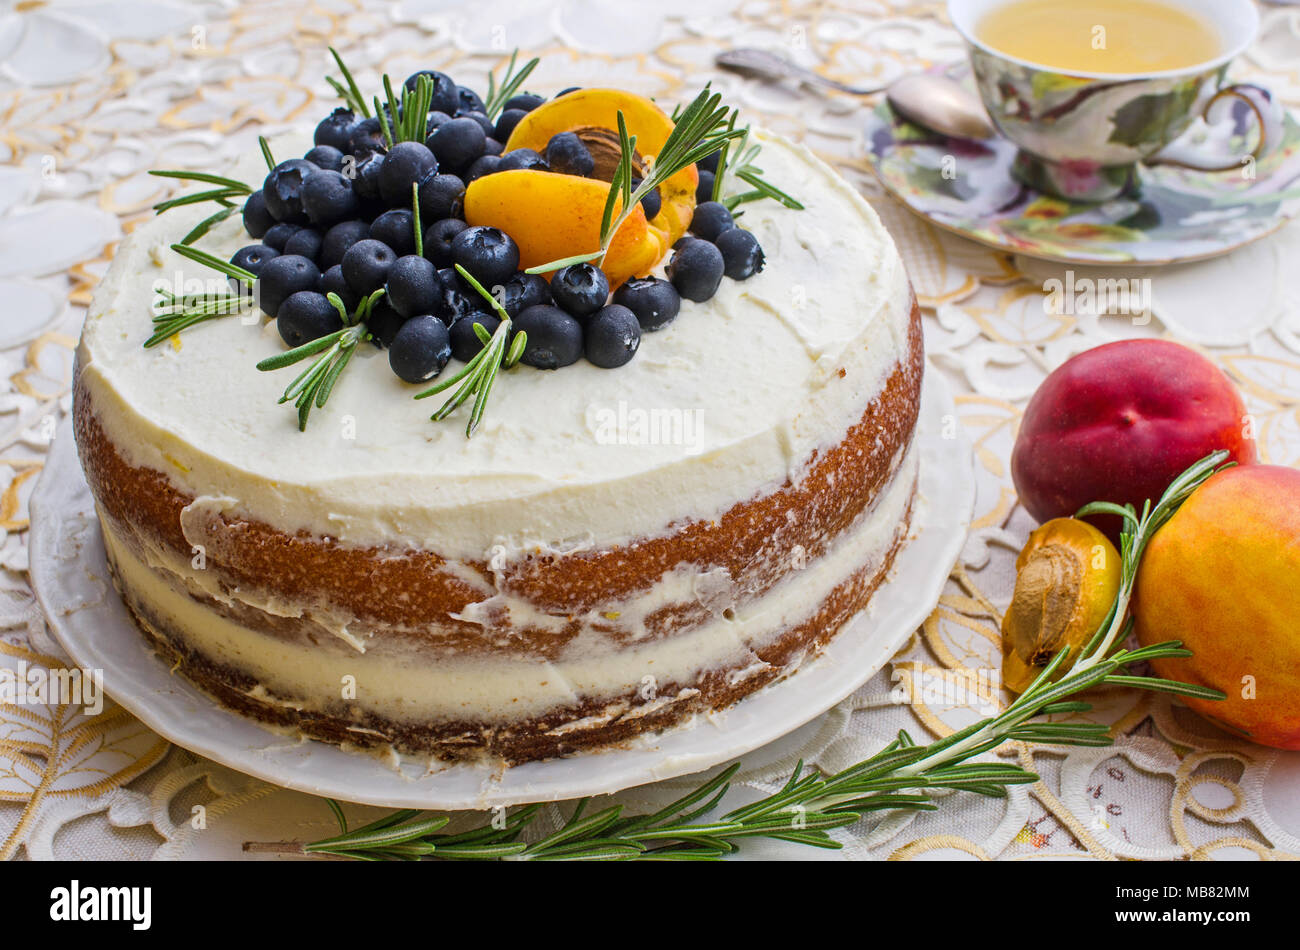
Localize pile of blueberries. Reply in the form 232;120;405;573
232;70;766;386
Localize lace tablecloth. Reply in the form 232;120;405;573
3;0;1299;861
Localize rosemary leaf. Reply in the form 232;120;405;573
328;47;371;118
179;204;240;246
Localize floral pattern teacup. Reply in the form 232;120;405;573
947;0;1282;201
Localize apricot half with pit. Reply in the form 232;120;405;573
463;89;699;288
1001;517;1121;693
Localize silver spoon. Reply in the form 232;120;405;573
715;47;995;140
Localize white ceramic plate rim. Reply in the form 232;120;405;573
31;371;973;809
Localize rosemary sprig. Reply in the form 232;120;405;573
179;204;241;245
375;73;434;147
272;454;1229;861
484;50;540;121
257;289;384;431
527;85;747;276
413;266;527;437
170;243;256;283
148;169;252;242
710;113;804;211
259;135;276;171
142;245;257;348
326;46;371;118
146;286;253;348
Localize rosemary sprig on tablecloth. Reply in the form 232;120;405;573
414;265;527;437
260;454;1229;861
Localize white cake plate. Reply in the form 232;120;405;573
30;372;973;809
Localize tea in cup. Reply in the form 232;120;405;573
948;0;1281;201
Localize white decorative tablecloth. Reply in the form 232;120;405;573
3;0;1299;861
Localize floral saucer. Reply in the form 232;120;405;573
863;78;1300;266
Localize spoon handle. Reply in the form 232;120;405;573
715;48;886;96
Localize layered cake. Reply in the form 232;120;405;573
73;67;922;764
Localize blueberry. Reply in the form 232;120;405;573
320;264;360;314
689;201;734;242
348;117;386;156
389;314;452;383
449;311;501;361
638;185;661;219
424;110;453;136
379;141;438;207
255;254;321;318
427;117;486;175
242;190;274;238
315;107;358;151
450;225;519;287
423;218;469;267
612;276;680;331
459;110;495;138
230;244;279;289
352;152;384;201
283;227;323;261
277;290;342;347
299;169;359;226
456;85;487;116
698;150;721;175
484;137;504;157
341;238;396;294
498;148;549;172
464;154;502;183
304;144;345;172
417;172;466;222
262;222;301;252
366;298;407;348
386;255;442;318
584;304;641;368
369;208;417;256
545;132;594;177
555;86;582;97
403;70;459;116
320;219;371;269
435;280;489;327
262;159;315;223
497;272;550;317
494;108;527;143
695;169;715;205
667;239;725;302
549;262;608;316
514;304;583;370
502;92;544;113
715;228;765;280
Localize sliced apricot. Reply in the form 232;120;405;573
463;170;660;288
463;88;699;287
1000;518;1121;693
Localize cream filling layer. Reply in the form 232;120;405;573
78;131;913;559
105;444;919;725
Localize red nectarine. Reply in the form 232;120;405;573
1012;339;1255;541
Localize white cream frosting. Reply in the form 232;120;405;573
77;131;913;559
103;445;918;725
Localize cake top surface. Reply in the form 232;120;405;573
78;130;910;556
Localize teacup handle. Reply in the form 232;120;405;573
1147;83;1284;172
